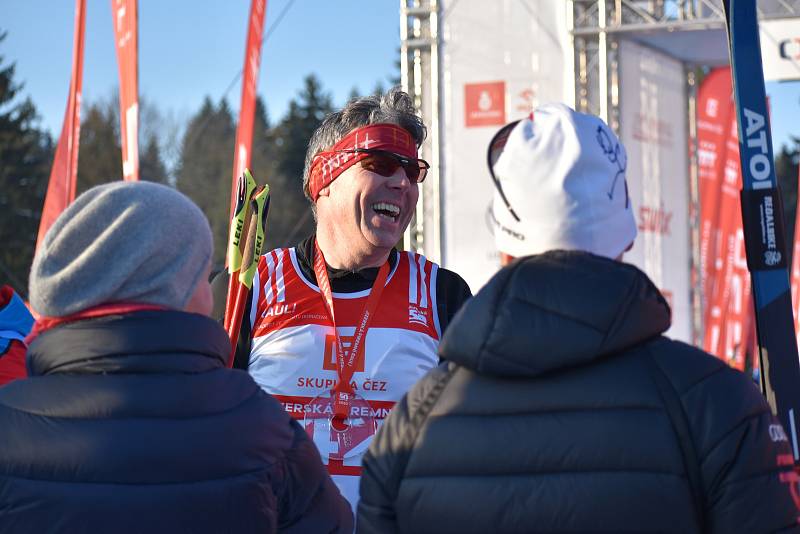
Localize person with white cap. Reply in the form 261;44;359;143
357;103;799;533
0;181;352;533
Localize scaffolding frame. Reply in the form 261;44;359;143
570;0;800;343
399;0;800;342
400;0;441;261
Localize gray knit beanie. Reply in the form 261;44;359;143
29;181;213;317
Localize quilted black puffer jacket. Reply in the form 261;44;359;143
358;251;799;533
0;310;352;533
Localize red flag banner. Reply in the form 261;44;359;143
697;68;733;305
229;0;267;218
791;166;800;352
703;108;752;370
112;0;139;181
36;0;86;250
716;228;753;369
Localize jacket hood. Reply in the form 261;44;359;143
439;250;671;377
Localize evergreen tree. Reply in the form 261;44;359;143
76;98;121;195
248;96;277;187
0;30;53;296
139;133;169;184
266;74;334;248
347;86;361;103
175;97;235;270
248;96;291;251
138;96;171;185
390;44;401;86
275;75;333;180
372;80;386;97
76;94;170;190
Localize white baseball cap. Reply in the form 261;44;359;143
488;102;637;260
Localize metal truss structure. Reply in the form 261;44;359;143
399;1;799;334
570;0;799;341
571;0;800;127
400;0;440;257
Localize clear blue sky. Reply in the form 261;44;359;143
1;1;798;151
2;0;400;137
767;80;800;151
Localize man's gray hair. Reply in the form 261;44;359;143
302;86;427;202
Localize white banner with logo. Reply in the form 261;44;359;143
759;19;800;83
439;0;570;292
618;39;691;342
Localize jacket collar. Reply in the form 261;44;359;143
296;234;398;284
439;250;671;378
26;310;230;376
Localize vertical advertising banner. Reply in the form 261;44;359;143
696;68;733;305
112;0;139;182
702;108;752;370
791;167;800;352
36;0;86;251
618;40;691;342
230;0;267;218
440;0;570;292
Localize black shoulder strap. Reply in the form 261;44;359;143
647;351;706;531
384;363;456;493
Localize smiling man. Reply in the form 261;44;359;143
226;87;471;512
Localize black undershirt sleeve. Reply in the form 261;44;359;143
434;268;472;334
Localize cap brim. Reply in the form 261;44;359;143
487;120;521;172
487;120;523;223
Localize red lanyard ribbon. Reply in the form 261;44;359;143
313;240;389;418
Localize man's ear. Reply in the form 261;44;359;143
317;185;330;198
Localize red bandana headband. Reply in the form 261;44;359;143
308;123;418;201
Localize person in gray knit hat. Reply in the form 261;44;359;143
0;181;353;533
29;180;213;317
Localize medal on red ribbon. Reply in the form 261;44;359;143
303;240;389;460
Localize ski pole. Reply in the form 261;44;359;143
226;183;270;368
722;0;800;465
224;170;257;336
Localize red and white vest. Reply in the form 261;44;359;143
248;247;441;511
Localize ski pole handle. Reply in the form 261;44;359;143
224;170;257;334
226;183;271;368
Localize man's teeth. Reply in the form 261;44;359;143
373;202;400;219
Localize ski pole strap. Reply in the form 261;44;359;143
227;169;258;273
224;170;257;334
740;187;788;271
313;240;389;418
239;185;271;288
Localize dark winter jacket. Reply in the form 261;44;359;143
358;251;800;533
0;310;352;533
